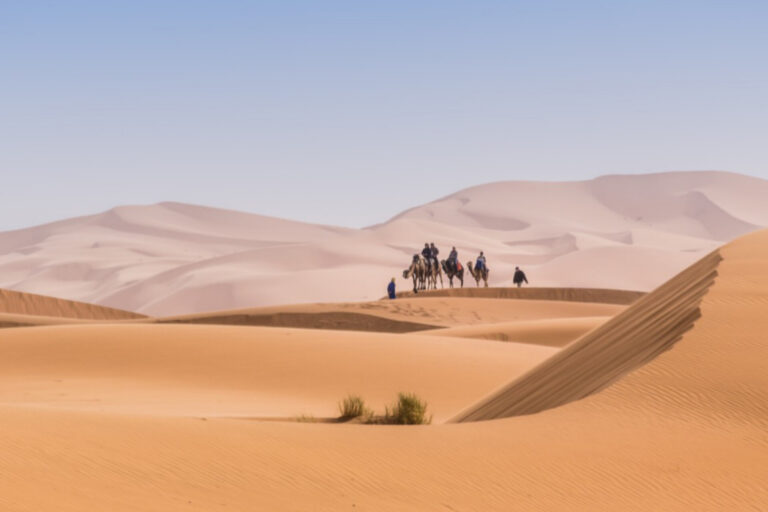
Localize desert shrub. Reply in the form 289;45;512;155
338;394;370;420
383;392;431;425
296;414;317;423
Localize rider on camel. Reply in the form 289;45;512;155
430;243;439;264
475;251;487;272
448;246;459;272
422;243;433;269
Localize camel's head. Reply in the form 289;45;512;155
402;269;410;279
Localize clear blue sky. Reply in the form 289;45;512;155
2;1;766;230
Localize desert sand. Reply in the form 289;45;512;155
1;171;767;315
0;228;766;510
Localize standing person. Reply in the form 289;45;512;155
448;246;458;272
513;266;528;288
387;277;397;299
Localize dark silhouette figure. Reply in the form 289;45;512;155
387;277;396;299
513;266;528;288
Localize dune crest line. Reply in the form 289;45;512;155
451;250;722;422
0;288;145;320
394;287;644;305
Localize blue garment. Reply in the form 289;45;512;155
387;281;396;299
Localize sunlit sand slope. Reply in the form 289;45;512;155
0;324;555;421
452;250;721;421
423;316;611;347
0;288;144;320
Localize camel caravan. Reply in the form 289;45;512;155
403;243;489;293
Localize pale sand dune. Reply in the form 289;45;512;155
0;230;767;510
0;324;556;421
422;316;611;347
1;171;767;315
0;287;144;320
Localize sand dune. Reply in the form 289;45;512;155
152;296;624;331
1;171;766;315
452;249;721;421
394;286;644;304
423;316;611;347
0;287;144;320
0;323;556;421
0;229;766;509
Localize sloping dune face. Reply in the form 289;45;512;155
452;250;721;421
0;171;766;315
0;288;144;320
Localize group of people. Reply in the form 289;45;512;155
416;242;486;273
387;243;529;299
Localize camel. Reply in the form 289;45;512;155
467;261;489;287
403;257;426;293
424;258;444;290
441;259;464;288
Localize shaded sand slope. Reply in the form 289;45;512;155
0;324;556;421
453;249;721;421
0;312;92;328
1;231;767;510
396;286;644;305
153;296;624;331
0;288;144;320
423;316;611;347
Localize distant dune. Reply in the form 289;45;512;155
0;171;767;315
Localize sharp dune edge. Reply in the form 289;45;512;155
395;286;645;305
0;230;766;510
451;250;721;421
0;287;145;320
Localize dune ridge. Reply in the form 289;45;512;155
451;249;721;422
395;286;644;305
0;288;144;320
156;311;440;333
